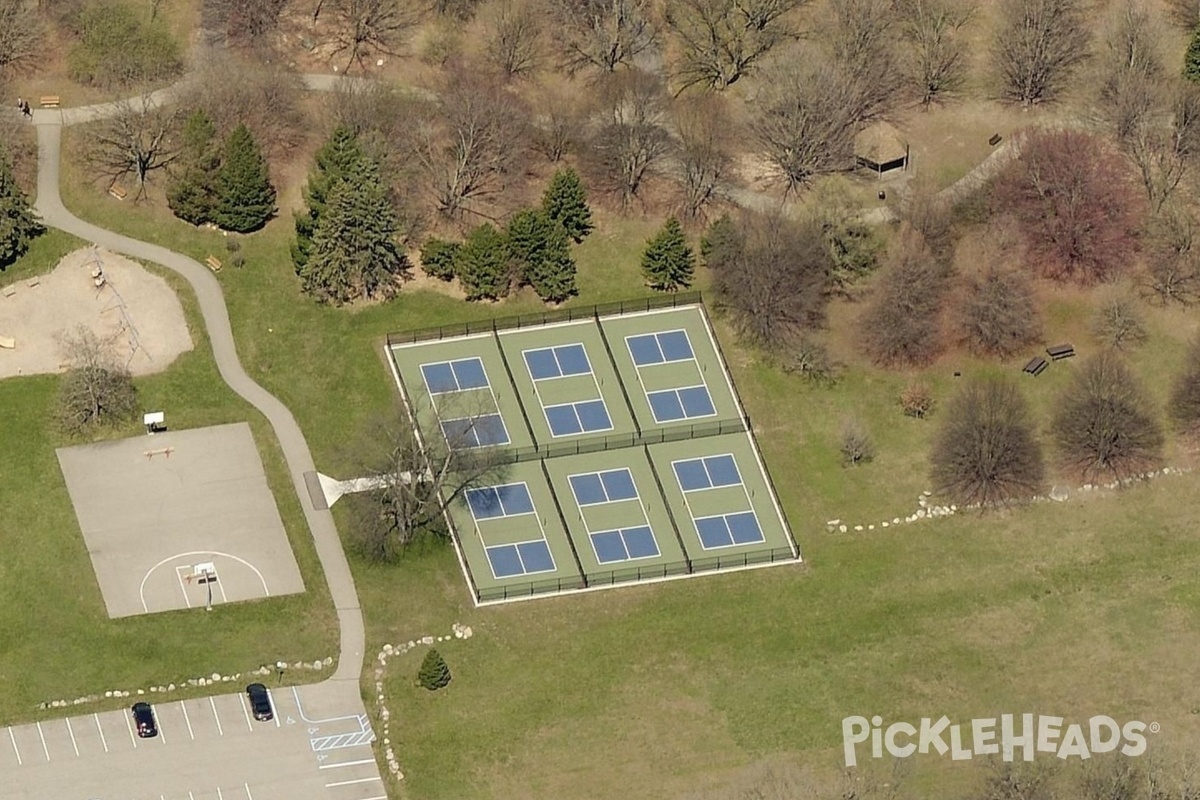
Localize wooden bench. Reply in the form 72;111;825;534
26;277;39;288
1046;343;1076;361
1;285;15;298
989;133;1003;146
205;255;223;273
39;95;60;108
1023;356;1048;377
108;185;128;200
0;335;14;350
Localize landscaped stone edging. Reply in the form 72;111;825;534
372;622;474;781
826;466;1193;534
36;657;335;710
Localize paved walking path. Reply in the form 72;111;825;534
31;121;366;690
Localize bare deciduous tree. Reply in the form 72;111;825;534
1143;207;1200;305
991;128;1144;285
1053;350;1163;483
993;0;1090;104
202;0;287;46
83;97;181;198
587;69;671;207
0;0;41;74
412;68;528;217
481;0;543;78
827;0;902;122
330;0;419;71
861;226;949;367
554;0;657;74
1092;293;1147;350
749;53;858;192
930;377;1044;507
1121;85;1200;214
672;94;731;221
1170;336;1200;435
707;211;832;347
347;403;509;562
1168;0;1200;28
182;55;307;160
897;0;973;106
957;261;1041;358
664;0;804;92
529;85;582;162
56;325;139;436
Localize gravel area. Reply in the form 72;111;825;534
0;246;193;379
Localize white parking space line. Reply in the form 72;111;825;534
35;722;49;762
9;726;22;765
324;776;382;788
209;697;224;736
269;689;280;729
64;718;79;757
158;717;167;745
318;758;376;770
244;783;255;800
238;693;253;731
188;791;195;800
180;701;195;740
124;710;138;748
93;714;108;753
359;796;388;800
217;787;224;800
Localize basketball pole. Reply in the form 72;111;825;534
205;571;214;612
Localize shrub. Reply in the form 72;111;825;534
930;377;1044;506
421;238;461;281
839;420;875;466
418;649;452;691
68;2;182;89
900;382;935;419
1052;351;1163;482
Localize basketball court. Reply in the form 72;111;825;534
56;422;305;618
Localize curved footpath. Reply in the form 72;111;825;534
31;122;367;690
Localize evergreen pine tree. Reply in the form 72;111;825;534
1187;26;1200;82
417;648;451;691
167;110;222;226
0;151;44;270
455;223;511;300
293;126;366;273
506;209;577;302
213;124;276;233
541;167;593;243
700;214;740;269
641;217;695;291
300;159;409;305
420;238;461;281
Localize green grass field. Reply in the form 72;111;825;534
41;135;1200;799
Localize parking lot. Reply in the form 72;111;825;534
2;685;384;800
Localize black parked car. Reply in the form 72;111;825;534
246;683;273;722
131;702;157;738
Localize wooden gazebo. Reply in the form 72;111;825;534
854;122;910;178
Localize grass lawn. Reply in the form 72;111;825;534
47;133;1200;799
0;238;338;725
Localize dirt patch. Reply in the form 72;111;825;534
0;247;193;379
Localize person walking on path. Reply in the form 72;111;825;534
17;98;31;119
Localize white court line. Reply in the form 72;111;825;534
180;701;195;740
325;776;383;788
93;714;108;753
64;717;79;757
244;783;255;800
35;721;49;761
9;726;22;765
319;758;376;769
209;697;224;736
238;692;253;731
139;551;270;612
124;710;137;748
